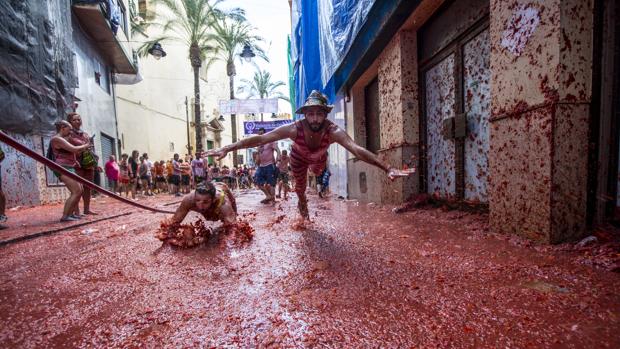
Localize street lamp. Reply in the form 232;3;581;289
229;43;256;167
240;44;255;63
148;42;167;60
219;115;225;121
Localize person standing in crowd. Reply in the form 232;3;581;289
249;166;256;188
165;159;174;193
221;165;230;187
211;164;220;182
104;155;120;194
253;127;280;204
230;166;238;189
276;149;291;200
128;150;140;199
138;156;153;196
180;159;192;194
154;160;166;193
171;153;182;196
318;160;331;198
118;153;133;198
0;145;7;229
67;112;98;215
206;163;213;182
142;153;154;194
50;120;92;222
191;152;206;187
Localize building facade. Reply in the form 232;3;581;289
0;0;137;206
292;0;619;243
115;0;230;165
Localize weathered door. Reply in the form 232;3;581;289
424;54;456;198
463;29;491;202
418;0;489;203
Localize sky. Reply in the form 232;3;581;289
220;0;292;100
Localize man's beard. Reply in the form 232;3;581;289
309;121;324;132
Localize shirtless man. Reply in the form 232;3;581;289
171;182;237;226
275;149;291;200
254;128;280;204
206;90;406;219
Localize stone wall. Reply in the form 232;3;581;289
489;0;593;243
1;132;69;208
347;30;419;205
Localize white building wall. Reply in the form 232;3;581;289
72;20;119;168
116;1;230;164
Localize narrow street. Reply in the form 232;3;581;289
0;191;618;348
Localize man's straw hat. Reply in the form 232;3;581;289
295;90;334;114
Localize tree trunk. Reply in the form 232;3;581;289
230;74;238;167
190;44;203;153
192;65;203;153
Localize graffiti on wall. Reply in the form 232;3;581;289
425;54;456;198
464;29;491;203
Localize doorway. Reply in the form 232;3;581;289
592;0;619;225
420;20;490;203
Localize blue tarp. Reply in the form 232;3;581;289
291;0;376;118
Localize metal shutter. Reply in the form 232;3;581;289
100;133;115;189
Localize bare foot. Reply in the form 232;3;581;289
291;216;312;230
297;199;309;220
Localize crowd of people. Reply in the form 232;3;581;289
103;151;269;199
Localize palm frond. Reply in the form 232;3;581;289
237;69;288;100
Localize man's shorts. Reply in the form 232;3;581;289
156;176;166;183
255;164;278;186
170;175;180;186
181;174;190;186
277;171;289;185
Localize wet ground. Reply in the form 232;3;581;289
0;190;619;348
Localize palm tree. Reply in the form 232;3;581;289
237;69;289;122
136;0;236;152
237;69;289;100
208;17;267;166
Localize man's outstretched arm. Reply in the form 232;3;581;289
204;124;296;160
330;128;403;180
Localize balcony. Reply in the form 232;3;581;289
72;0;137;74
